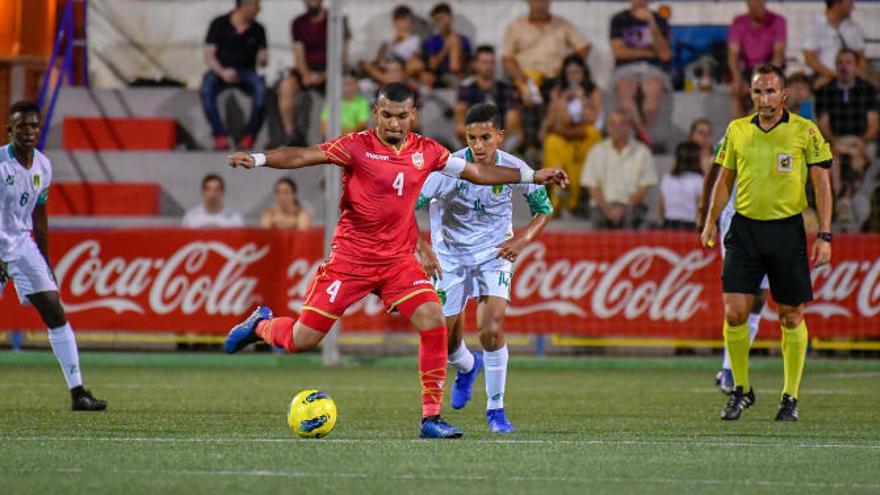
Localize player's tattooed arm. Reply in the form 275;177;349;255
228;146;330;170
459;163;569;187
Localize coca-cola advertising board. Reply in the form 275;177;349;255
2;228;879;339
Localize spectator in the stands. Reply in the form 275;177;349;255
863;186;880;233
201;0;267;151
541;54;603;216
787;72;815;121
421;3;471;88
727;0;786;117
803;0;866;89
659;141;704;231
502;0;591;163
687;118;714;174
183;175;244;228
277;0;350;146
261;178;311;230
609;0;672;150
361;5;423;85
455;45;522;150
815;49;878;147
320;70;370;140
580;110;658;229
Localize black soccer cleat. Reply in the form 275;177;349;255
721;386;755;420
775;394;799;422
71;388;107;412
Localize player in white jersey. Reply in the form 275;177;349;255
700;153;768;395
1;101;106;411
415;103;553;432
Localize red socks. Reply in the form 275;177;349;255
419;326;447;418
255;317;297;353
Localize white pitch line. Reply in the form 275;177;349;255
46;467;880;490
4;436;879;450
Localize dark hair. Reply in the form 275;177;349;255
202;174;225;191
275;177;301;208
392;5;413;20
377;82;414;103
430;2;451;16
671;141;703;177
788;71;811;86
689;118;711;136
475;45;495;57
557;54;595;95
464;103;503;130
836;47;859;62
825;0;843;9
9;100;40;118
235;0;257;8
752;63;787;87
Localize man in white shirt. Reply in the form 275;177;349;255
580;110;658;228
182;174;245;228
802;0;866;88
1;101;106;411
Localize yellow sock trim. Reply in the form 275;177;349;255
723;320;751;391
781;321;808;399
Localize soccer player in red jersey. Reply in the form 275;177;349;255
224;83;567;438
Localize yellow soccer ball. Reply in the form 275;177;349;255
287;390;337;438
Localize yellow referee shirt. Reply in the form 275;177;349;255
716;110;832;220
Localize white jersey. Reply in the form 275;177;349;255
0;145;52;261
182;205;244;228
416;148;552;270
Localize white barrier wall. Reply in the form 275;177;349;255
88;0;880;90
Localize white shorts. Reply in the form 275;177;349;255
720;208;770;290
435;257;512;317
0;240;58;305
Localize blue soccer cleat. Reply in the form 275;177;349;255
718;368;734;395
487;408;515;433
224;306;273;354
419;415;463;439
450;351;483;410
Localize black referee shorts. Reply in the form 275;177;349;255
722;213;813;306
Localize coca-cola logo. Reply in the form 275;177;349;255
509;243;715;321
54;240;268;315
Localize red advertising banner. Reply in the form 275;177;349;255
2;228;879;339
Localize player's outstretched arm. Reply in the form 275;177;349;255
228;146;329;170
700;167;735;248
459;162;569;187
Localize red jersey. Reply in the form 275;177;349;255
319;129;451;264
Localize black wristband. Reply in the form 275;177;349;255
817;232;833;242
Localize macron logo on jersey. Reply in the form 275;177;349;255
365;152;389;161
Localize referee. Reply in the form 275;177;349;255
701;64;833;422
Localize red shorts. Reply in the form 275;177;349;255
299;254;440;333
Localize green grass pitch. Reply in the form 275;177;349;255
1;352;879;494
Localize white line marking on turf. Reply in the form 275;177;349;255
822;371;880;379
5;436;879;450
49;467;880;490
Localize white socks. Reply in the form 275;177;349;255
48;323;83;389
448;340;474;373
722;312;761;370
484;345;508;410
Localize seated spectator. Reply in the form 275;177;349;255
261;178;311;230
832;136;872;231
659;141;704;230
421;3;471;88
862;185;880;233
361;5;423;84
727;0;786;117
320;70;370;139
367;57;421;112
183;175;244;228
609;0;672;149
541;54;603;216
580;110;658;229
787;72;815;121
803;0;866;89
201;0;267;150
277;0;350;146
687;118;714;174
815;49;878;147
502;0;591;162
455;45;522;150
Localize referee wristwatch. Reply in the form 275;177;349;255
817;232;833;243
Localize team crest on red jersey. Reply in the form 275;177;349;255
411;152;424;169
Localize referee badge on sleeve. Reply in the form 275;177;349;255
776;153;793;174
